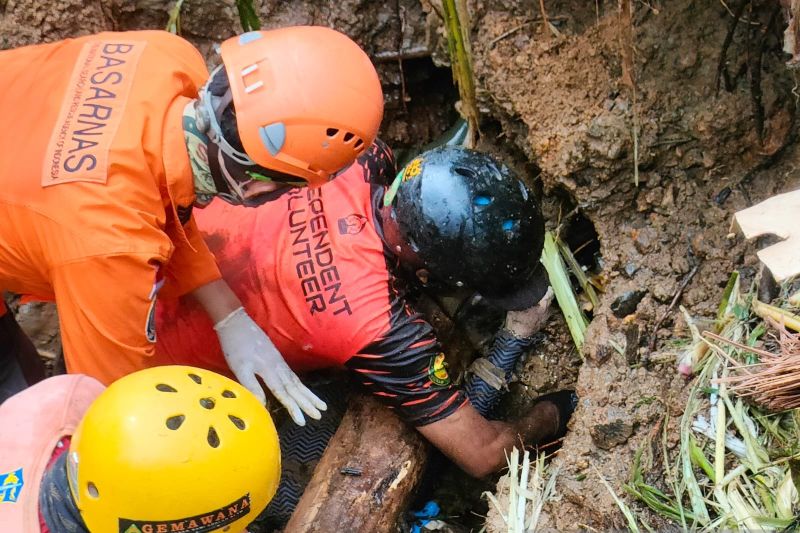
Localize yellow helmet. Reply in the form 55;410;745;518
67;366;280;533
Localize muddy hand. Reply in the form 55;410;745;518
512;389;578;444
213;307;327;426
504;287;554;338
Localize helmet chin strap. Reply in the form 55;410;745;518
197;66;254;167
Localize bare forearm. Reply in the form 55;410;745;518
417;401;560;478
189;279;243;324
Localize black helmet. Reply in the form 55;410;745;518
380;146;548;310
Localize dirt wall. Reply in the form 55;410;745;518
466;0;800;529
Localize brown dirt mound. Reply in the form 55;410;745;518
466;0;800;529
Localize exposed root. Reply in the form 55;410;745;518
394;0;408;113
716;0;748;94
538;0;562;38
748;4;781;143
647;260;701;355
710;319;800;411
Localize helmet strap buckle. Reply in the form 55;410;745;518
199;66;256;167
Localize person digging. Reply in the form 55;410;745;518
154;143;578;483
0;365;281;532
0;26;384;429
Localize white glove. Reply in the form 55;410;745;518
214;307;327;426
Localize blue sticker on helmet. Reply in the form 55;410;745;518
238;32;262;45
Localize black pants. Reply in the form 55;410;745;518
0;310;45;403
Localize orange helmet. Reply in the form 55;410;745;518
199;26;384;189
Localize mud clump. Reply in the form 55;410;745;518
610;290;646;318
590;418;634;450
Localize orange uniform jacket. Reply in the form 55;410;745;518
0;31;221;383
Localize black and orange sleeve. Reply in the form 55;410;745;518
344;294;468;427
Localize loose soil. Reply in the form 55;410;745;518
466;0;800;529
4;0;800;530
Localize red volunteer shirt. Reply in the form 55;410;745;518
155;150;393;374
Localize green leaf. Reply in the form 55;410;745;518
716;271;740;322
540;231;589;352
689;435;716;483
556;235;600;309
733;303;749;321
235;0;261;31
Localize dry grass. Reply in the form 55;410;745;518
442;0;479;147
627;277;800;531
483;448;561;533
711;318;800;411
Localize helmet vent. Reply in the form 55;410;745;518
166;415;185;430
502;219;516;232
228;415;246;430
188;373;202;384
200;398;216;410
156;384;177;393
454;166;477;179
326;128;339;137
222;390;237;399
87;482;99;499
343;132;355;143
354;139;364;150
207;427;220;448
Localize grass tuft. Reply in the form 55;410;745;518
166;0;187;34
627;276;800;530
483;447;560;532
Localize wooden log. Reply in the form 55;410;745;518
284;394;429;533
